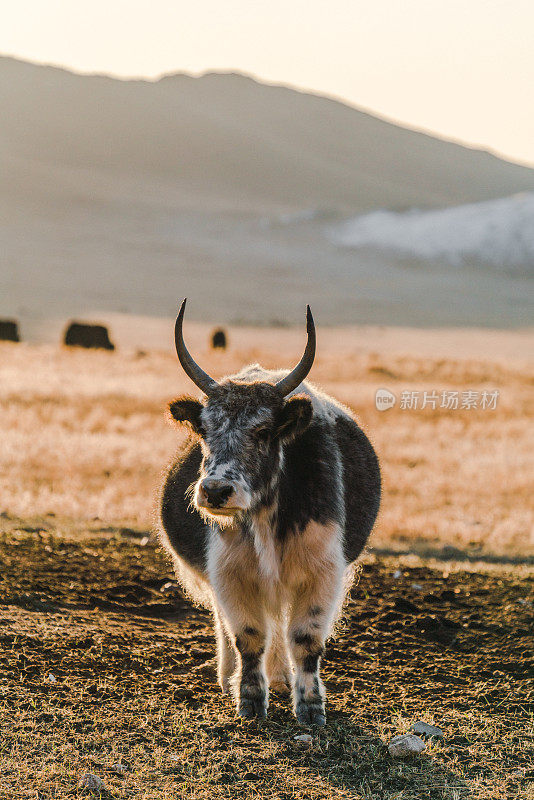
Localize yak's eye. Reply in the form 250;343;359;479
255;427;271;443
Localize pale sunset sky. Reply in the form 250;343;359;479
3;0;533;165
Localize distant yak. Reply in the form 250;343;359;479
0;320;20;343
64;322;115;350
211;328;227;350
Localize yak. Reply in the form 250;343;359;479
64;322;115;350
211;328;227;350
0;320;20;342
159;300;380;726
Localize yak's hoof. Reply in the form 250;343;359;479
296;701;326;727
238;698;267;720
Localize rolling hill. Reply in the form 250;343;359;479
1;56;533;328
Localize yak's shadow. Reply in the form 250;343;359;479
208;699;469;799
318;707;468;799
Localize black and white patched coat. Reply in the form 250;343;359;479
159;364;381;727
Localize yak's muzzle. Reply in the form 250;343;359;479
198;479;234;509
194;474;252;518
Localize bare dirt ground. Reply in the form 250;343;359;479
0;330;533;798
0;523;532;799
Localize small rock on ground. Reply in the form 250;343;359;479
412;720;444;738
294;733;315;747
388;734;426;758
78;773;105;793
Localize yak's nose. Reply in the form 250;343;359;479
199;479;234;508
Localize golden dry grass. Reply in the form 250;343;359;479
0;327;532;557
1;328;533;800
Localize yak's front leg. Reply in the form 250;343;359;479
214;584;269;720
235;623;268;720
288;574;344;727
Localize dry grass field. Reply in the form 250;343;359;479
1;327;532;557
0;328;533;799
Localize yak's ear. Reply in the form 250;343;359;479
168;396;205;435
275;395;313;442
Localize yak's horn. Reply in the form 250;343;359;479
275;306;316;396
174;299;217;395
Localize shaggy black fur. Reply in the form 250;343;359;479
160;437;209;571
160;391;381;571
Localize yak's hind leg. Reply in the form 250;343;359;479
288;554;345;727
213;604;237;695
265;616;292;694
